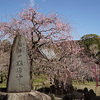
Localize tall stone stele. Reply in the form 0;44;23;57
7;35;31;93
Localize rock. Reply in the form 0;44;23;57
7;35;31;93
73;91;83;99
0;91;51;100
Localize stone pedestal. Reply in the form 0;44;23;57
0;91;51;100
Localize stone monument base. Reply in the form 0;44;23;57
0;91;51;100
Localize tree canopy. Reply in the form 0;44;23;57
79;34;100;62
79;34;100;53
81;34;99;40
0;39;11;52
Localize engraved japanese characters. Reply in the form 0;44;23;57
7;35;31;92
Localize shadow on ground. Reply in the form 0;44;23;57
0;88;7;92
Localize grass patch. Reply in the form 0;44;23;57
33;74;47;84
72;80;100;86
0;82;6;88
33;74;51;90
72;80;100;96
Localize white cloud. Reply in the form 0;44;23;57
29;0;46;7
30;0;35;7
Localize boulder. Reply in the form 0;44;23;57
0;91;51;100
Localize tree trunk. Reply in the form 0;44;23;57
0;74;3;83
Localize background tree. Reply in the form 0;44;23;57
0;39;11;83
89;44;99;57
0;39;11;52
80;34;100;51
79;34;100;61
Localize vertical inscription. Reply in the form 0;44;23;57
16;67;23;82
16;36;24;82
17;36;23;57
16;60;23;82
7;35;31;92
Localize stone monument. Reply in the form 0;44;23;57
7;35;31;92
0;35;51;100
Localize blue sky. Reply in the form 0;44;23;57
0;0;100;40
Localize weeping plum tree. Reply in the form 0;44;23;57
0;5;91;89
